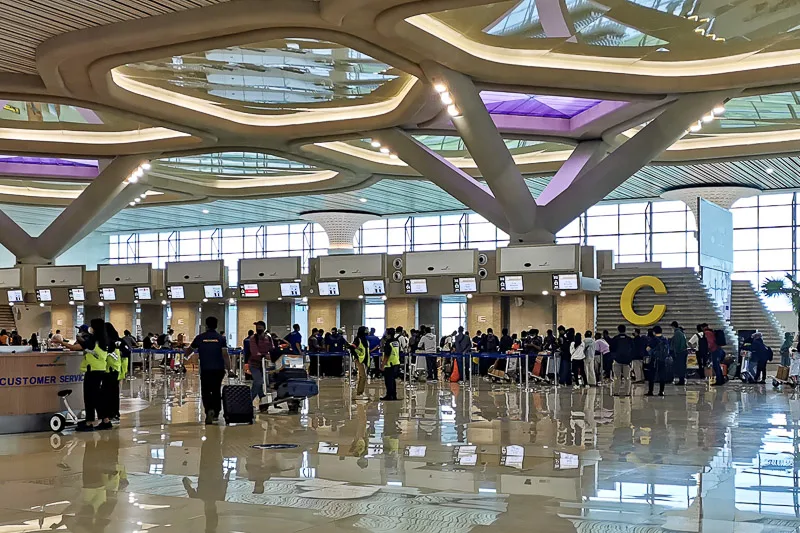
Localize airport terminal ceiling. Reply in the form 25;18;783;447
0;0;798;248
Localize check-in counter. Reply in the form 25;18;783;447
166;260;228;339
0;350;84;434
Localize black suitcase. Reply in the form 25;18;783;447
222;383;253;425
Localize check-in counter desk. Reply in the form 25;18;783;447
0;349;84;434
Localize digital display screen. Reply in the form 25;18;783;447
404;278;428;294
100;287;116;301
7;290;22;303
317;442;339;454
135;287;151;300
453;277;477;293
362;279;385;295
36;289;52;302
552;273;579;291
404;446;427;457
554;450;580;470
204;285;224;299
69;288;85;302
499;275;524;292
280;282;301;297
240;283;259;298
318;281;340;296
167;286;184;299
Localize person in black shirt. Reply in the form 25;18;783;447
496;328;513;372
143;333;153;350
186;317;230;425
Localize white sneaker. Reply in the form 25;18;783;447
355;394;370;401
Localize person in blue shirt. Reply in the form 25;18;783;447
185;316;230;425
367;327;382;378
285;324;303;355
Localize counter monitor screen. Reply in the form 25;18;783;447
204;285;224;299
499;275;524;292
453;277;477;293
167;285;184;299
554;450;580;470
280;282;301;297
405;445;427;457
318;281;340;296
240;284;259;298
135;287;151;300
69;288;85;301
404;278;428;294
36;289;52;302
362;279;385;295
552;273;579;291
100;287;116;301
7;289;22;303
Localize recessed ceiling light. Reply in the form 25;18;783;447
389;154;399;160
359;198;367;203
541;290;549;296
202;209;210;214
656;47;670;52
440;92;453;105
713;104;725;115
140;193;147;198
560;291;567;297
381;295;387;301
39;302;44;307
379;147;390;154
766;168;774;174
702;113;714;123
134;197;141;203
68;301;75;306
689;122;702;132
277;297;283;301
161;300;167;305
129;201;135;206
358;295;364;299
370;140;381;148
434;83;447;93
128;175;139;183
466;293;473;299
141;162;151;170
447;105;460;117
202;298;208;303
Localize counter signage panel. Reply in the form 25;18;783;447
135;287;151;300
362;280;385;295
7;289;22;302
404;278;428;294
552;273;579;290
240;284;259;298
453;277;477;293
68;288;85;301
280;282;301;297
36;289;52;302
167;285;185;299
499;275;524;292
318;281;340;296
100;287;116;301
204;285;224;299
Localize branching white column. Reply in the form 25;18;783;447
301;210;379;255
661;185;761;222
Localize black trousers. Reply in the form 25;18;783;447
83;370;105;422
647;365;666;394
102;371;120;419
200;370;226;415
571;360;587;386
383;365;399;399
602;353;613;379
756;360;767;382
673;350;688;384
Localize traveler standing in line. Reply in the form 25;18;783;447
631;329;646;383
751;331;770;384
353;326;369;400
559;328;575;385
367;327;381;378
691;324;708;376
248;321;273;407
594;332;609;382
583;330;597;386
703;323;724;386
186;316;231;424
381;328;401;401
453;326;472;380
286;324;303;356
59;318;112;431
780;331;793;367
670;321;688;385
570;332;587;388
417;325;438;381
610;325;634;396
646;325;671;396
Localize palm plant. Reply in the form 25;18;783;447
762;273;800;333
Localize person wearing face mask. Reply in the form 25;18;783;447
60;318;112;431
248;321;274;408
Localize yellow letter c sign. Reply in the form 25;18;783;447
620;275;667;327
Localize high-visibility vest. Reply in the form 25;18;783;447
386;341;400;367
81;345;108;373
354;341;367;364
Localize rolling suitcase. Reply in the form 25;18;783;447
277;379;319;399
222;379;253;425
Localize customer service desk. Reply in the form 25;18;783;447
0;350;84;434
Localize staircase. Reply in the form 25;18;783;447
597;265;735;345
730;280;785;349
0;304;17;332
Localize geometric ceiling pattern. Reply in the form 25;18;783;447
0;0;798;243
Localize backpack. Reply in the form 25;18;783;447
157;333;167;347
714;329;727;347
486;335;499;352
614;335;633;365
651;337;670;362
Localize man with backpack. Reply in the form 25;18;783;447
646;325;672;396
670;321;688;385
610;325;634;396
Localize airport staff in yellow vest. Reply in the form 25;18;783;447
353;326;369;400
59;318;113;432
381;327;401;402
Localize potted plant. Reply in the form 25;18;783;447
761;273;800;334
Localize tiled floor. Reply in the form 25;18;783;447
0;373;799;532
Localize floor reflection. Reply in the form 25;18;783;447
0;375;798;532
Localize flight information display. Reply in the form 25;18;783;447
552;273;579;290
240;284;259;298
7;290;22;302
318;281;340;296
280;282;301;297
135;287;151;300
36;289;52;302
204;285;224;299
100;287;116;301
404;279;427;294
69;288;85;301
499;275;524;291
167;286;185;299
362;280;385;295
453;277;477;293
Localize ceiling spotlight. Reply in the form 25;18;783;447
541;290;549;296
447;105;460;117
135;168;144;178
560;291;567;297
7;302;12;307
359;198;368;203
389;154;399;160
381;295;387;301
228;297;235;304
39;302;44;307
358;295;364;299
689;121;702;132
69;300;75;305
466;293;473;299
277;297;283;301
134;300;139;304
379;147;390;154
141;162;151;170
140;193;147;198
702;113;714;123
434;83;447;93
202;298;208;303
129;201;136;206
713;104;725;115
766;168;774;174
440;92;453;105
98;302;104;307
302;296;308;303
370;140;381;148
202;209;210;214
161;300;167;305
128;175;139;183
134;197;141;203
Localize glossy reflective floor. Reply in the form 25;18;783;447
1;372;799;532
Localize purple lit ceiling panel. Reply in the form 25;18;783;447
0;156;99;178
480;91;604;118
